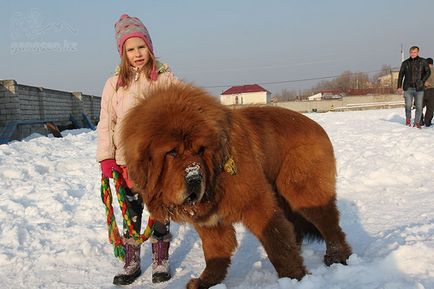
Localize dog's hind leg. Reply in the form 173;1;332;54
242;193;307;280
296;198;352;266
276;150;352;266
278;182;352;265
187;223;237;289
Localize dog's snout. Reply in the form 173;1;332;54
186;173;201;185
185;163;202;185
184;163;203;204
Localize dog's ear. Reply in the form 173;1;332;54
126;143;150;193
144;149;165;196
126;141;166;193
210;127;232;178
126;142;169;220
124;141;166;196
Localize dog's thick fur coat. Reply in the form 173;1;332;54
121;83;352;289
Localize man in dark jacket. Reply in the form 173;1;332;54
397;46;431;128
422;57;434;127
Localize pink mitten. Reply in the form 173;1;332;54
100;159;121;178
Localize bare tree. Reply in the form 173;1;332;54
275;65;394;99
273;89;298;102
372;64;392;87
312;70;370;92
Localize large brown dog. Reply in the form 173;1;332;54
121;83;352;289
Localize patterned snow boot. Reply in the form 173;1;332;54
405;118;411;126
151;234;171;283
113;243;141;285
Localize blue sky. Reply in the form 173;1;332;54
1;0;434;96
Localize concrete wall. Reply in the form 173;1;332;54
274;94;404;113
0;79;101;141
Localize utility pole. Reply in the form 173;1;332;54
401;44;404;63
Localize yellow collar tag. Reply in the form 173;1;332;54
224;156;237;175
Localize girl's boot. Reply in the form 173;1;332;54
151;235;171;283
113;243;141;285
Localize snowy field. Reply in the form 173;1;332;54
0;108;433;289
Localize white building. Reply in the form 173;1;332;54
308;92;323;101
220;84;271;105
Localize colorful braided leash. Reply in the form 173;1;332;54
101;170;155;261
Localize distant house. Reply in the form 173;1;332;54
308;92;323;101
378;70;399;88
220;84;271;105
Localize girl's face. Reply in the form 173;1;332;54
124;37;150;69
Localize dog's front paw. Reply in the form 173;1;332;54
186;277;212;289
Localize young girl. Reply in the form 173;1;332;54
96;14;178;285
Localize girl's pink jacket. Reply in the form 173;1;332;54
96;71;178;165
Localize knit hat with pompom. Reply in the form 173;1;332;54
114;14;157;80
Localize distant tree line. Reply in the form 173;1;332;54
273;64;396;102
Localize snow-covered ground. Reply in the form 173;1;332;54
0;108;433;289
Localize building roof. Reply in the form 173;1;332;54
221;84;269;95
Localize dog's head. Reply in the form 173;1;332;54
121;83;231;223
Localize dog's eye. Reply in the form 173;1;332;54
198;146;205;156
167;149;177;157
